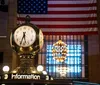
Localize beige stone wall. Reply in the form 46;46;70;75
88;35;100;83
88;35;99;56
8;0;17;70
0;0;17;70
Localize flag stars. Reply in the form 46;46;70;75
41;9;43;11
33;6;36;9
20;3;23;6
26;4;28;6
23;6;26;8
23;1;26;3
43;6;46;8
21;8;23;11
43;11;46;13
33;11;36;13
36;9;38;11
36;4;38;6
38;11;41;13
41;4;43;6
38;6;41;8
28;6;31;8
26;9;28;11
31;4;33;6
44;1;46;4
18;6;20;8
23;11;26;13
28;11;30;13
18;0;47;14
31;8;33;11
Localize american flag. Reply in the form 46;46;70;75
17;0;98;35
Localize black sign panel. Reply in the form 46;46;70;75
1;74;53;80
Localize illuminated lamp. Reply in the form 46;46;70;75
2;65;10;73
37;65;44;72
56;66;68;77
42;71;47;75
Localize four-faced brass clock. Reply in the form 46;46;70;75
10;23;44;55
10;15;44;74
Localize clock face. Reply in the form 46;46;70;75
39;29;44;49
14;25;36;47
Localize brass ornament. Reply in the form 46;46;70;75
52;40;67;62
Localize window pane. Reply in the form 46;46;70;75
38;35;87;79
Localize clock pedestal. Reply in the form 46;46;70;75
12;54;38;74
10;15;44;74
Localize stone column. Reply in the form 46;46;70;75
88;0;100;83
97;0;100;82
8;0;17;70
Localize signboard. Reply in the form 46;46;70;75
1;74;53;80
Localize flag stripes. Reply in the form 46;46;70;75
17;0;98;35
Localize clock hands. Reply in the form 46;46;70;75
23;32;26;44
20;32;26;45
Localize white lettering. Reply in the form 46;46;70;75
46;75;49;80
11;74;40;80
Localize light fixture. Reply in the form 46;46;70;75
37;65;44;72
2;65;10;73
50;77;54;80
12;70;17;73
56;66;68;77
1;84;6;85
52;40;67;62
31;71;36;73
42;71;47;75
